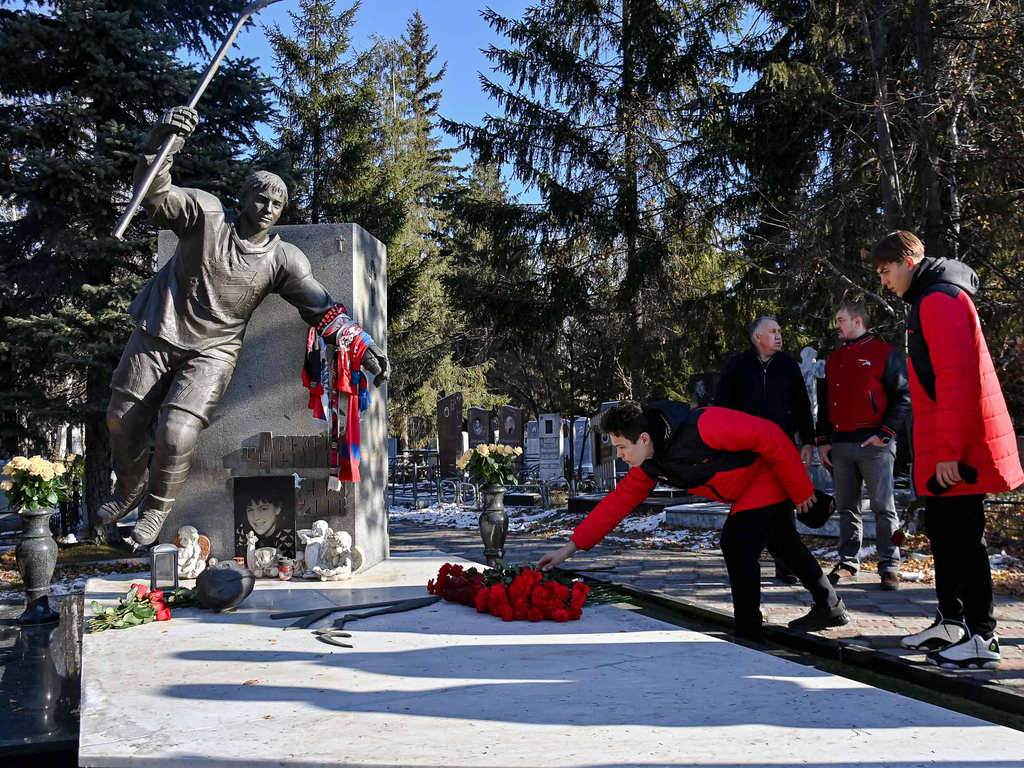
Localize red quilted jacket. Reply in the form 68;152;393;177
572;403;812;551
904;258;1023;496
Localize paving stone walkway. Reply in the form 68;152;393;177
389;518;1024;693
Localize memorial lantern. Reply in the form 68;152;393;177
150;543;179;592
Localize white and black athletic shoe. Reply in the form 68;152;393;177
927;634;1001;670
900;612;967;651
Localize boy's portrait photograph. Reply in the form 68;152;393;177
234;476;296;558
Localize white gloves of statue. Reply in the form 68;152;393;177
143;105;198;155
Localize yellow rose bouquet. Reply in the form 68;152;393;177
456;443;524;486
2;455;72;512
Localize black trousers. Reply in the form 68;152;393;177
721;501;836;632
925;494;996;637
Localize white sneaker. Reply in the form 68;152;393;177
927;634;1001;670
900;612;967;651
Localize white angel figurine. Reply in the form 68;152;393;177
296;520;330;579
313;529;352;581
174;525;210;579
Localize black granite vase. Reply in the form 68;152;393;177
478;483;509;567
15;507;60;625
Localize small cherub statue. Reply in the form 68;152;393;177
252;546;279;578
313;529;353;581
174;525;210;579
296;520;330;579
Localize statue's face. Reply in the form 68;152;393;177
241;187;286;234
246;499;280;536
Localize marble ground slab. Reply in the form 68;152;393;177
80;552;1024;767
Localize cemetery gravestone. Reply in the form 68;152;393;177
538;414;565;481
525;420;540;463
155;223;389;571
497;405;525;449
591;401;625;490
689;372;719;407
467;406;491;449
436;392;463;477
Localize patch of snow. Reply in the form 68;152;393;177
900;571;926;582
989;550;1020;570
620;512;666;533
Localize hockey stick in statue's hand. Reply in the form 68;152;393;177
112;0;284;240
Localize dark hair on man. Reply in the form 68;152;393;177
837;301;871;329
869;230;924;269
240;171;289;209
749;316;776;342
598;401;650;443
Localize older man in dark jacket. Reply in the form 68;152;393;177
715;316;815;583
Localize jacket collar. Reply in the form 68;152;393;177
842;332;875;347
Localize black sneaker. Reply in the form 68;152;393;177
775;569;799;585
788;598;850;632
826;564;856;586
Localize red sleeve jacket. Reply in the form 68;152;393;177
572;405;813;550
903;258;1023;496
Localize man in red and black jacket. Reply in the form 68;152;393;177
538;400;849;640
871;231;1023;670
816;301;910;590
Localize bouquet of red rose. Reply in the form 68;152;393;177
427;562;590;622
88;582;200;632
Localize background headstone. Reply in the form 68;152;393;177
591;402;626;489
436;392;463;477
467;406;491;449
567;417;593;476
538;413;565;481
497;405;525;448
688;372;719;407
155;223;388;571
525;420;539;461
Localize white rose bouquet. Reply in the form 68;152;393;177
457;443;524;486
1;455;72;512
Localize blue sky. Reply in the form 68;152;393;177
234;0;532;192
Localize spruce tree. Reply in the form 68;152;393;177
443;0;739;400
369;11;461;447
0;0;274;523
265;0;396;233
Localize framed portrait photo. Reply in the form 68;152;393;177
234;475;296;558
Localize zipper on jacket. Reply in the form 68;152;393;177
705;482;736;503
869;391;878;413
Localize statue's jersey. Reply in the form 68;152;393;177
131;158;334;364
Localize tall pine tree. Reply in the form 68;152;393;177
443;0;739;400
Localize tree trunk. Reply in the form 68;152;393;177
621;0;645;402
914;0;943;255
83;366;111;538
862;0;903;230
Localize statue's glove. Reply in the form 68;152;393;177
361;343;390;388
143;106;198;154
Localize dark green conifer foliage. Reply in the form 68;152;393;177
0;0;273;521
265;0;396;234
371;11;461;446
442;0;739;400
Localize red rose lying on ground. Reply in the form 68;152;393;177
89;583;180;631
428;562;590;622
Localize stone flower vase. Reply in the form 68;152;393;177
478;483;509;567
16;507;60;625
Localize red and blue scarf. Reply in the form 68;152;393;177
303;305;374;489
